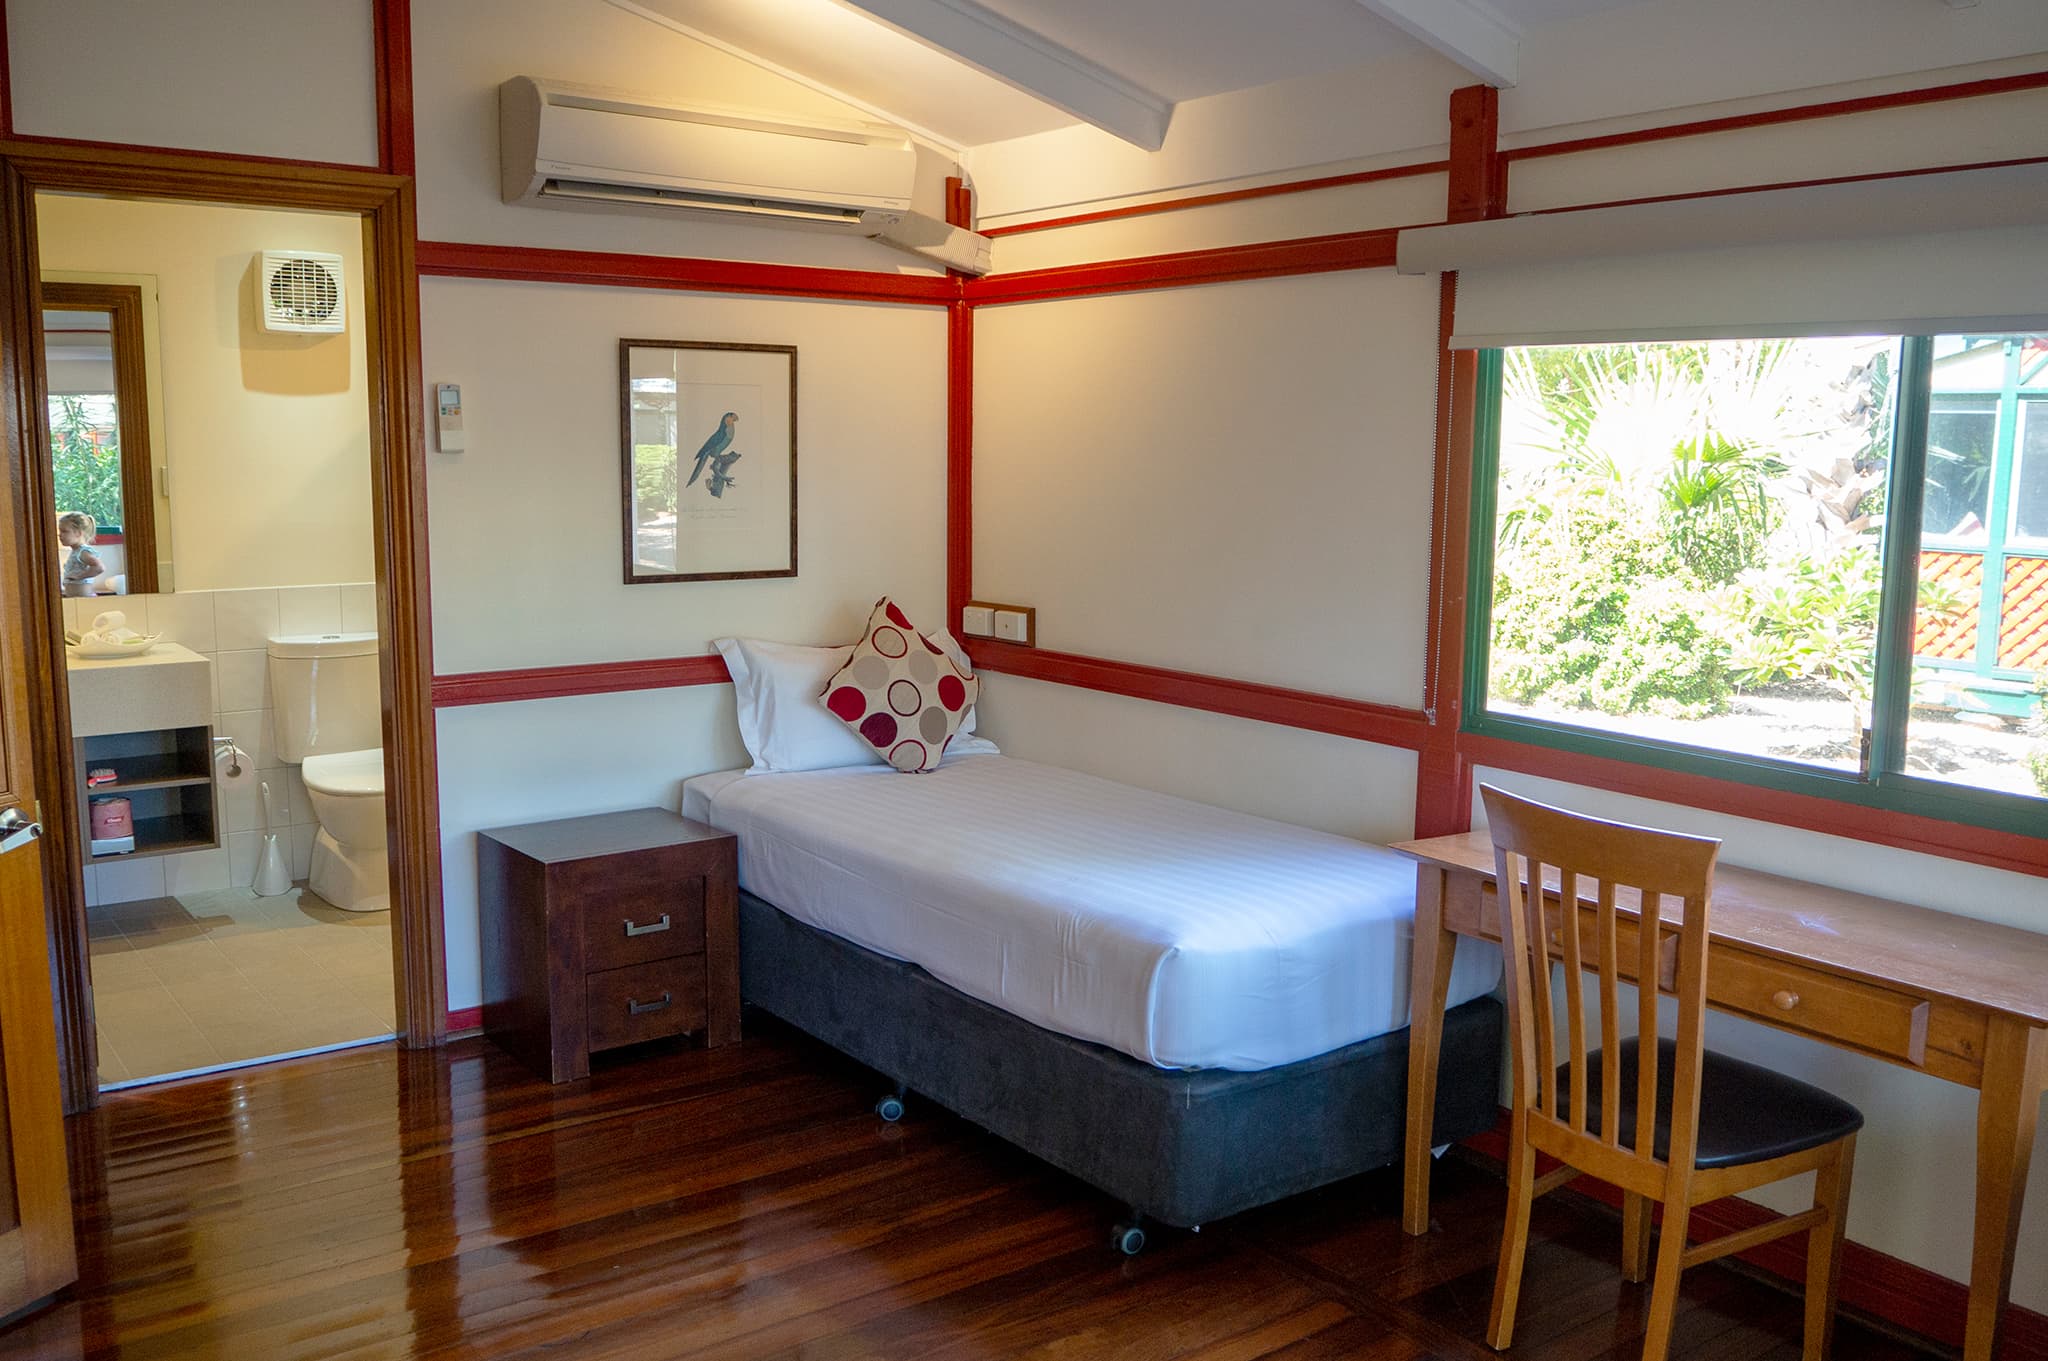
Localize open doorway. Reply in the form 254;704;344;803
39;192;397;1089
0;142;444;1113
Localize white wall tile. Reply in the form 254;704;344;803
227;830;260;887
339;583;377;633
215;649;270;713
213;589;279;650
219;767;262;834
278;585;342;636
218;709;275;772
162;847;230;896
289;822;317;879
285;767;313;827
95;855;165;906
143;592;217;651
80;865;99;909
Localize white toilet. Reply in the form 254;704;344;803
267;633;388;912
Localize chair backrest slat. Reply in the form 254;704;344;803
1480;786;1721;1179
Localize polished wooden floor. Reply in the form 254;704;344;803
5;1020;1936;1361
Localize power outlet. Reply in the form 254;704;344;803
961;605;995;638
967;599;1035;646
994;609;1030;644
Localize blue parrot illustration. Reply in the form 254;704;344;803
686;412;739;488
705;449;742;498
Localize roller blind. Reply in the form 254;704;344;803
1394;162;2048;348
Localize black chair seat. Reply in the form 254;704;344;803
1564;1038;1863;1171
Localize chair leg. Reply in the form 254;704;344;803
1639;1201;1691;1361
1803;1135;1857;1361
1621;1192;1653;1284
1487;1127;1538;1350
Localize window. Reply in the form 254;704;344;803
1468;332;2048;833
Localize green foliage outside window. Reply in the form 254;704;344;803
49;394;124;530
634;442;678;520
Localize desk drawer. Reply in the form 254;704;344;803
586;956;707;1053
1710;951;1929;1066
580;873;706;973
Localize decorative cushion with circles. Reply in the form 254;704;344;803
821;598;980;773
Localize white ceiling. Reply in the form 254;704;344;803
614;0;1655;150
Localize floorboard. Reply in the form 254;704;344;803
3;1019;1939;1360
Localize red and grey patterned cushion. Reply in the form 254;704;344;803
822;598;979;773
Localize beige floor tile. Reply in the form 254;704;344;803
135;938;244;983
165;978;283;1030
89;952;162;995
273;1010;391;1052
87;934;135;958
102;1010;219;1080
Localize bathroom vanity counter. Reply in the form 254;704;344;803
67;642;211;738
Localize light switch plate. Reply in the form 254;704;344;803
994;610;1028;643
962;605;995;637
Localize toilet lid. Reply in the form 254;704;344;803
302;748;384;797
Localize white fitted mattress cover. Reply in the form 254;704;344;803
685;756;1501;1071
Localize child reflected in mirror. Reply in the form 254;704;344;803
58;511;104;597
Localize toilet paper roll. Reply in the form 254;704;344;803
215;743;254;792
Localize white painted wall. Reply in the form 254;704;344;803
973;269;1440;708
36;195;375;593
6;0;376;166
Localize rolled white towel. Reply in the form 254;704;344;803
90;610;127;633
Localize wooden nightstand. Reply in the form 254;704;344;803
477;807;739;1082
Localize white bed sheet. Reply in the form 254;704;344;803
683;756;1500;1071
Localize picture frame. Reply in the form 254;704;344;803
620;338;797;584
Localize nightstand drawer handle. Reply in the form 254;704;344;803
627;992;672;1016
623;914;671;937
1772;989;1800;1011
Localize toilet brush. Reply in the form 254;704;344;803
253;779;293;897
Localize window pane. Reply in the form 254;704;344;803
2014;401;2048;544
1486;336;1900;772
1922;400;1995;542
1907;336;2047;802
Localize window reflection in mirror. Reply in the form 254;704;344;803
41;282;157;595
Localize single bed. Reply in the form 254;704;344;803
685;754;1504;1232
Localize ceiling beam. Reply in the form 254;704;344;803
1353;0;1519;87
836;0;1174;150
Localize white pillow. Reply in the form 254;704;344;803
715;631;998;773
715;638;880;774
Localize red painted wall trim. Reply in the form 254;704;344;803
981;159;1449;239
374;0;416;178
965;228;1403;306
432;654;731;708
967;642;1432;750
1462;1113;2048;1358
1459;731;2048;880
1503;66;2048;164
446;1007;482;1037
947;299;974;627
417;240;961;307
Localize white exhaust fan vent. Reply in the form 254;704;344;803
258;251;346;334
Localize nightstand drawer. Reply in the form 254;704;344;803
579;871;706;973
586;957;707;1053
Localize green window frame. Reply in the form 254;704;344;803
1462;337;2048;840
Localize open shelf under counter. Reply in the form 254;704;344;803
76;725;222;867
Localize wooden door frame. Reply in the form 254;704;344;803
38;281;159;596
0;139;445;1112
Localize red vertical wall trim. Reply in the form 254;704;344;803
944;176;975;626
374;0;417;177
1413;86;1502;838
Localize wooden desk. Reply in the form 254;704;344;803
1394;830;2048;1361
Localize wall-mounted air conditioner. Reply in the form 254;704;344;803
257;251;346;334
499;76;991;275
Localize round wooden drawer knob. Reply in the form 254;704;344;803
1772;989;1800;1011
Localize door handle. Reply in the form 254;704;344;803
0;808;42;856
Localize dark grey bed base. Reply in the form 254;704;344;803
739;890;1504;1229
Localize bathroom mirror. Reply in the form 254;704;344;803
621;338;798;583
35;190;377;599
43;282;160;595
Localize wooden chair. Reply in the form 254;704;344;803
1479;785;1862;1361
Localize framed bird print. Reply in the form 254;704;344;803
620;338;798;583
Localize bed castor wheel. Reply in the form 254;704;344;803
1111;1221;1147;1256
875;1092;906;1123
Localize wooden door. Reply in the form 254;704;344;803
0;294;80;1310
